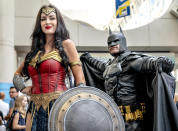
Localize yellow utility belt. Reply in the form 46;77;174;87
119;103;146;122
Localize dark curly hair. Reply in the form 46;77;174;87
22;4;70;80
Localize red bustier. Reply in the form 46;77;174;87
28;51;67;94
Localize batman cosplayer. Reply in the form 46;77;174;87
80;28;178;131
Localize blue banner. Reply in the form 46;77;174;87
115;0;131;18
0;82;13;104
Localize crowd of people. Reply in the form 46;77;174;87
0;88;28;131
0;4;178;131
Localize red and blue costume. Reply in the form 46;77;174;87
27;51;67;131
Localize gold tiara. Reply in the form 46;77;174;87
41;7;56;15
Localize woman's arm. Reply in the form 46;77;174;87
15;61;25;75
62;39;85;86
12;113;26;130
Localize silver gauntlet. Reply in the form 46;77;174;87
76;83;86;87
13;74;26;91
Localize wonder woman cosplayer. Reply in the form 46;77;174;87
13;5;85;131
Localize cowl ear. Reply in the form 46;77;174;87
119;25;125;36
108;26;112;35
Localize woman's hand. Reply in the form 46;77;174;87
21;86;32;95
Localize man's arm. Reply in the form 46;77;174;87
5;99;14;120
130;55;174;73
6;108;13;119
80;52;107;72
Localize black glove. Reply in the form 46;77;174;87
80;52;106;72
157;56;175;73
80;52;92;60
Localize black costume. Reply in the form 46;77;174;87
80;28;178;131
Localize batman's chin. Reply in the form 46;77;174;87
110;49;127;57
110;52;120;57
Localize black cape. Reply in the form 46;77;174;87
81;58;178;131
152;70;178;131
81;59;105;92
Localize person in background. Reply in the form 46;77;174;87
5;87;18;120
0;110;4;125
10;95;27;131
0;92;9;119
13;4;85;131
0;110;6;131
174;93;178;110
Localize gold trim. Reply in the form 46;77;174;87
125;105;134;122
119;103;145;122
57;93;119;131
30;91;63;111
42;7;55;15
69;61;81;67
118;105;124;116
29;51;62;68
31;104;36;130
140;103;146;113
134;109;143;120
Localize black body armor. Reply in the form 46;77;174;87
81;51;174;106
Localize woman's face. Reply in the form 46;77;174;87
40;11;57;35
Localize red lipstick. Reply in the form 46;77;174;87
45;26;52;29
